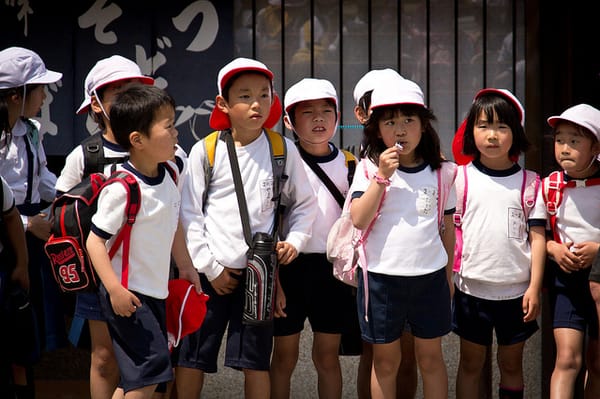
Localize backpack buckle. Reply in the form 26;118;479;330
453;213;462;226
547;202;557;215
547;179;561;191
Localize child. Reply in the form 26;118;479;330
270;78;356;398
0;46;65;394
55;55;155;399
544;104;600;397
86;83;200;399
452;88;546;399
352;68;419;399
174;57;316;399
349;78;455;399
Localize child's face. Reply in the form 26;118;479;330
143;105;178;163
473;110;513;167
378;110;422;155
220;73;272;132
23;85;46;118
92;78;143;119
291;99;337;145
554;121;600;177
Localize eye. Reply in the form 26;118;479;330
384;120;395;126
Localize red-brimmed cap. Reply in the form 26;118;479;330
209;57;282;130
166;279;209;352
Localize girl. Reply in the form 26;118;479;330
55;55;155;399
544;104;600;398
349;78;455;399
0;46;64;397
452;88;546;399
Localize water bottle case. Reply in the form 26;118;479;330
243;232;278;326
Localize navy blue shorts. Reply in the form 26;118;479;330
452;288;539;346
357;267;451;343
550;265;599;336
74;291;105;321
274;253;357;336
98;285;172;393
172;273;273;373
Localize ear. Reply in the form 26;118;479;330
283;114;294;131
129;131;144;149
354;105;368;125
592;140;600;156
215;95;228;114
90;96;103;113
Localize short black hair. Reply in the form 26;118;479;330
109;83;175;150
462;93;530;158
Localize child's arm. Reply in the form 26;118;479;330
440;214;455;298
351;148;398;229
274;274;287;318
523;225;545;322
171;221;202;293
570;241;600;269
4;207;29;290
86;231;141;317
276;241;298;265
547;239;580;273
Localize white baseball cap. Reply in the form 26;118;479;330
475;88;525;126
352;68;404;105
548;103;600;142
209;57;282;130
76;55;154;114
284;78;338;115
369;78;425;111
0;47;62;89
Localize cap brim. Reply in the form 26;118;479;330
475;88;524;125
27;70;62;85
76;76;154;115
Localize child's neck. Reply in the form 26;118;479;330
398;153;423;168
128;153;159;177
230;126;263;146
478;155;514;171
299;140;331;157
102;127;119;145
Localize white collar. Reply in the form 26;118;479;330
11;118;28;137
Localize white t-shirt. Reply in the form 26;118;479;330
349;158;456;277
91;161;181;299
454;161;547;300
180;130;317;281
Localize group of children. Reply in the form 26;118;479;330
1;45;600;399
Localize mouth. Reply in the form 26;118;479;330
250;114;263;120
312;126;326;133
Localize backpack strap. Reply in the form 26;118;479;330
436;161;457;233
341;149;357;185
105;171;142;289
81;133;128;178
452;165;468;272
521;169;540;221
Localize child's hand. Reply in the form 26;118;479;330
274;278;287;318
522;287;541;322
276;241;297;265
27;213;52;241
178;265;202;293
377;147;400;179
570;242;600;269
110;286;142;317
548;241;580;273
211;267;242;295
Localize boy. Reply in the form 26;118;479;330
270;78;356;398
544;104;600;398
173;58;316;399
86;84;200;399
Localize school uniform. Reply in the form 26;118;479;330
452;160;545;346
176;130;317;372
274;144;357;336
91;161;181;392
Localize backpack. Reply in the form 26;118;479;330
44;170;141;292
453;165;540;272
541;170;600;243
202;129;287;206
81;133;128;178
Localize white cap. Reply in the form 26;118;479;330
475;88;525;126
352;68;404;105
0;47;62;89
210;57;281;130
370;78;425;111
548;103;600;142
284;78;338;115
76;55;154;114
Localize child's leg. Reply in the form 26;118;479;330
89;319;119;399
414;336;448;399
397;332;418;399
312;332;342;399
455;338;487;399
371;340;402;399
270;332;301;399
551;327;584;398
585;336;600;397
496;341;526;395
243;368;270;399
357;341;372;399
122;384;157;399
173;367;204;399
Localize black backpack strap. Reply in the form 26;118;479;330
297;143;345;208
81;133;128;178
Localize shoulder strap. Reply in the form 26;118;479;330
437;161;457;231
542;171;564;243
105;171;142;288
297;143;345;208
265;128;287;204
202;131;221;207
521;169;540;220
81;133;128;178
341;149;357;185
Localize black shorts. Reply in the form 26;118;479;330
452;288;539;346
98;285;172;393
274;253;357;336
172;273;273;373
